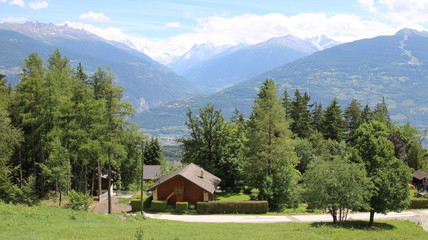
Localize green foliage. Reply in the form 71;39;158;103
408;198;428;209
353;120;413;225
196;201;268;214
130;195;152;212
179;103;245;192
245;79;299;210
250;189;259;201
144;137;165;165
322;98;346;141
289;89;312;138
175;202;188;212
150;200;167;211
303;157;372;223
65;190;92;211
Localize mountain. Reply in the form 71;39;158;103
167;43;230;74
0;21;199;111
180;35;336;93
136;29;428;136
304;35;341;50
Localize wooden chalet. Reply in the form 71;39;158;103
148;163;221;205
413;169;428;191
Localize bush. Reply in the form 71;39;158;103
66;190;92;211
151;200;167;211
250;189;259;200
176;202;188;212
409;198;428;209
130;195;153;212
196;201;268;214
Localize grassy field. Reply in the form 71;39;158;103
0;202;426;240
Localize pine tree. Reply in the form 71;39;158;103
144;137;165;165
344;99;363;142
311;102;324;133
322;98;345;141
290;90;312;138
245;79;298;210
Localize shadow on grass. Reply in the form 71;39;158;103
311;220;396;231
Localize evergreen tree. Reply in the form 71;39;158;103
372;97;390;123
289;90;312;138
407;141;427;170
311;102;324;133
0;74;23;203
245;79;298;210
144;137;165;165
344;99;363;142
282;89;291;120
322;98;345;141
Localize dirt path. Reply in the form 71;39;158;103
90;196;132;213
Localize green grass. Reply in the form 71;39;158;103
0;203;426;240
215;192;251;201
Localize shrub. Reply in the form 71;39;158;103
151;200;167;211
130;195;153;212
196;201;268;214
409;198;428;209
65;190;92;211
176;202;188;212
250;189;259;200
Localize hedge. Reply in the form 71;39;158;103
151;200;168;211
130;195;153;212
176;202;188;212
196;201;268;214
409;198;428;209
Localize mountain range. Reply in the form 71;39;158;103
0;21;198;111
136;29;428;137
173;35;339;93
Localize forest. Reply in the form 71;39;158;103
1;50;427;225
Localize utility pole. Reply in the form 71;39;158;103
141;139;145;214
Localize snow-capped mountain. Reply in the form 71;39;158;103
167;43;231;74
304;35;341;50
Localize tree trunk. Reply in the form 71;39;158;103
91;168;95;196
83;165;87;194
59;189;62;207
107;147;112;214
141;140;145;214
97;161;102;201
369;210;375;226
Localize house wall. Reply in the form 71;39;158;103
156;175;212;204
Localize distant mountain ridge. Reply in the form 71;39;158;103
0;21;199;111
176;34;339;93
135;29;428;135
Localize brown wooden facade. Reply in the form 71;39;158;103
153;175;214;205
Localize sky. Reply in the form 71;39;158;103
1;0;428;63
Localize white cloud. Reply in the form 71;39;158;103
29;1;48;10
359;0;378;13
165;22;181;28
0;17;27;22
9;0;25;7
0;0;8;3
79;11;111;22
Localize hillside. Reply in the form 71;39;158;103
136;29;428;136
0;22;199;111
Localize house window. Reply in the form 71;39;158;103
174;186;184;195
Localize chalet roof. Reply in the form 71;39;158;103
413;169;428;180
143;165;161;180
148;163;221;194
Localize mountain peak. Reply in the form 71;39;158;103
395;28;428;37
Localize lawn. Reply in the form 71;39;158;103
0;202;426;240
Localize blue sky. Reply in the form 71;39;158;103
1;0;428;63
